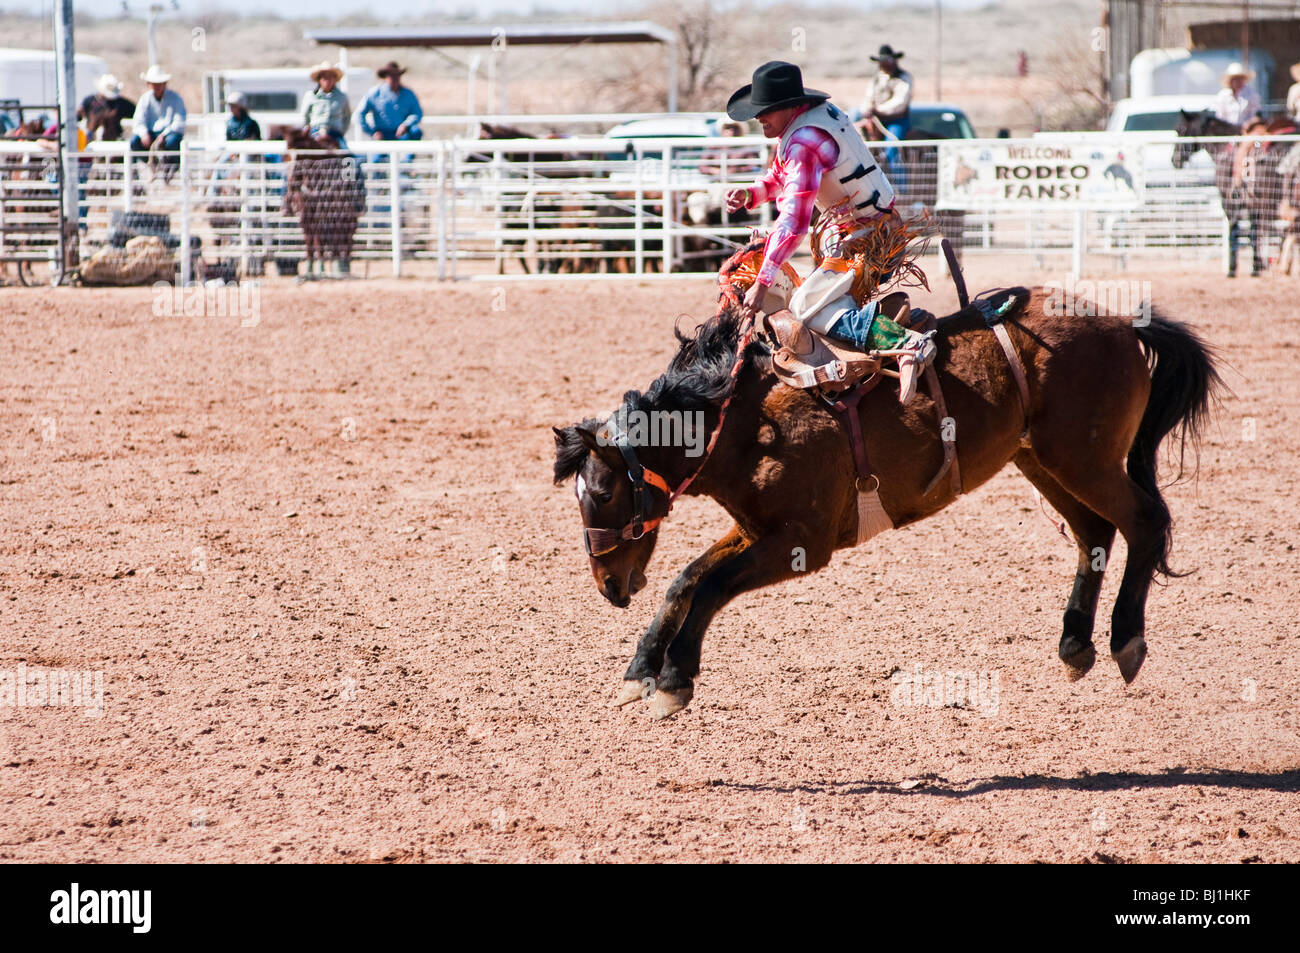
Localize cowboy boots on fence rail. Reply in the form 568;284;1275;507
895;328;937;405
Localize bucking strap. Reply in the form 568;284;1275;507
975;292;1032;446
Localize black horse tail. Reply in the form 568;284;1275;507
1130;310;1223;578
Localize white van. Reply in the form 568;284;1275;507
0;47;111;128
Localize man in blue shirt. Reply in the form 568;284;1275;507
358;62;423;141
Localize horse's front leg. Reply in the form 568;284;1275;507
616;525;749;706
650;526;830;719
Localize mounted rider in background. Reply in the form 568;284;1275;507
724;61;935;404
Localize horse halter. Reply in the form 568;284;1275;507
579;420;671;558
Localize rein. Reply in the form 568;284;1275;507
582;252;760;556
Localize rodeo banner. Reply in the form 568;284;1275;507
938;140;1144;208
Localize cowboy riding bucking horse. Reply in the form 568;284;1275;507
725;61;936;404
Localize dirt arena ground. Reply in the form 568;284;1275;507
1;261;1297;863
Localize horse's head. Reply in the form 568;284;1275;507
1172;109;1235;169
553;419;660;607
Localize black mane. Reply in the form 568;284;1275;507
552;302;758;484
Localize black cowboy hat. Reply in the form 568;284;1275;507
871;44;904;61
377;61;407;78
726;61;829;121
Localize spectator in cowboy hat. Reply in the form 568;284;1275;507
1214;62;1260;127
129;65;186;178
301;62;351;148
1287;62;1300;120
224;90;261;142
77;73;134;141
861;44;914;189
359;61;424;141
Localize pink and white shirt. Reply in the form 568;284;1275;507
743;109;840;286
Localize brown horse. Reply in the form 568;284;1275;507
1174;111;1300;276
282;129;365;278
553;260;1221;719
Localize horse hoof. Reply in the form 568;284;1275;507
1061;643;1097;682
1112;637;1148;685
650;686;693;720
613;678;652;708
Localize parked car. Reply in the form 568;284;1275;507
1103;95;1219;188
1105;94;1219;133
906;104;977;139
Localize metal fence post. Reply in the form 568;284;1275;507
634;142;644;275
390;148;402;277
437;143;447;280
179;145;192;287
661;144;672;274
123;144;134;214
238;151;250;275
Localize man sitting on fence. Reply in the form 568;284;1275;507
78;74;134;142
301;63;351;149
359;62;424;142
130;66;187;179
225;91;261;142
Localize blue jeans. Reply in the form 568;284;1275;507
367;128;422;164
129;132;182;153
883;116;910;194
826;302;879;350
371;128;422;141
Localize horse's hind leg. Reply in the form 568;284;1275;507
1030;456;1169;684
1014;452;1116;680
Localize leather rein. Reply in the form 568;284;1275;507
581;281;755;559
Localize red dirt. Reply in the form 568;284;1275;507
1;265;1296;862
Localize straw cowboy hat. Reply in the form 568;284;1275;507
727;61;829;121
139;65;171;84
1222;62;1255;83
310;61;343;83
376;61;406;79
871;44;905;61
95;73;123;97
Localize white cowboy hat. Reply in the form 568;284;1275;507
140;65;171;84
309;61;343;83
1222;62;1254;83
226;90;247;107
96;73;122;97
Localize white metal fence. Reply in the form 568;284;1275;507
2;132;1298;284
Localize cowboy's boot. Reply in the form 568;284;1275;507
895;328;937;405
